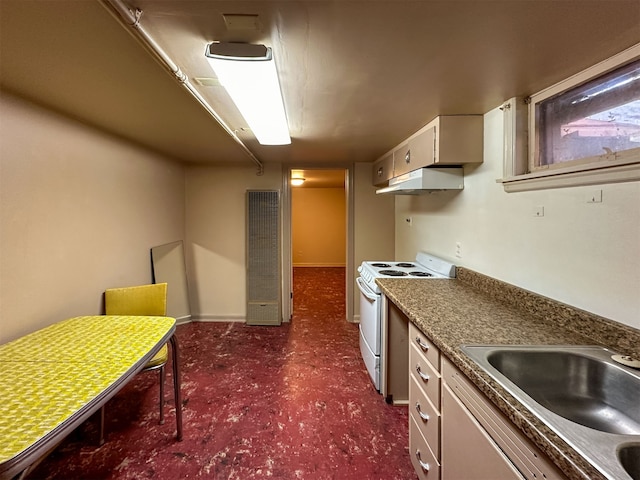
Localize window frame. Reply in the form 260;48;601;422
501;43;640;192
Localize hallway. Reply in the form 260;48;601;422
28;268;414;479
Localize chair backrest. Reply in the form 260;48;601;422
105;283;167;316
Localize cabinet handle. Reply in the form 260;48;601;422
415;449;430;472
415;364;430;382
405;150;411;164
377;167;383;177
415;336;429;352
415;402;430;422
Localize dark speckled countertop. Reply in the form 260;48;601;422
377;267;640;480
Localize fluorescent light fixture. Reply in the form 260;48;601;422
205;42;291;145
290;177;305;186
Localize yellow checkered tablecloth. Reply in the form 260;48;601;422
0;315;175;474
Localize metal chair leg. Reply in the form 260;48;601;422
159;365;165;425
98;406;105;446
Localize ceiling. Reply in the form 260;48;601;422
1;0;639;172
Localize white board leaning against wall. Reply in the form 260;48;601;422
151;240;191;323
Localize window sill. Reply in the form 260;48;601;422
497;162;640;192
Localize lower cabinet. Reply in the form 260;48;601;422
408;323;441;478
410;413;440;480
442;383;524;479
408;321;568;480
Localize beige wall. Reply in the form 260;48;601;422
0;94;185;343
353;163;395;320
184;163;281;321
0;96;391;335
395;106;640;329
185;164;395;323
292;187;346;267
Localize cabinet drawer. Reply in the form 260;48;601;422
409;322;440;371
410;374;441;458
410;343;441;409
410;414;440;480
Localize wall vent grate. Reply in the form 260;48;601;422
246;190;281;325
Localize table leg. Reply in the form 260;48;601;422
169;334;183;441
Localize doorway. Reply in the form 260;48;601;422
282;167;354;322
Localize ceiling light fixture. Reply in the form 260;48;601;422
205;42;291;145
291;177;305;186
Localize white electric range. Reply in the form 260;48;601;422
356;252;456;393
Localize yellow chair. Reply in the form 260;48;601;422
100;282;169;444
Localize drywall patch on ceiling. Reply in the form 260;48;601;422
223;14;261;31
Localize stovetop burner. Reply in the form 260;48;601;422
378;270;407;276
358;253;456;294
410;271;433;277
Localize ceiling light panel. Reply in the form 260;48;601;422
205;42;291;145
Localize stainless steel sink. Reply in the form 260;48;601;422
619;444;640;480
485;348;640;434
461;345;640;480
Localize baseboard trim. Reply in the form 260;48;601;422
175;315;192;325
192;314;245;323
292;264;346;268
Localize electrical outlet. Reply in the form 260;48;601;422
533;206;544;217
455;242;462;258
587;189;603;203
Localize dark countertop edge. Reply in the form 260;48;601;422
376;270;640;480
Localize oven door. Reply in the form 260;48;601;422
356;277;381;355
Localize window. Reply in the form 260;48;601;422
502;43;640;192
536;59;640;170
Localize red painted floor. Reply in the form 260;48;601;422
27;267;415;479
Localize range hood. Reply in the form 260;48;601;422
376;167;464;195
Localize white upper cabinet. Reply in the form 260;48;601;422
373;115;483;185
372;152;395;186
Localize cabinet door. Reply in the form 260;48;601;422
372;153;394;186
392;142;412;177
442;384;524;480
408;126;436;168
435;116;483;165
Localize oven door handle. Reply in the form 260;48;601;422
356;277;379;301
